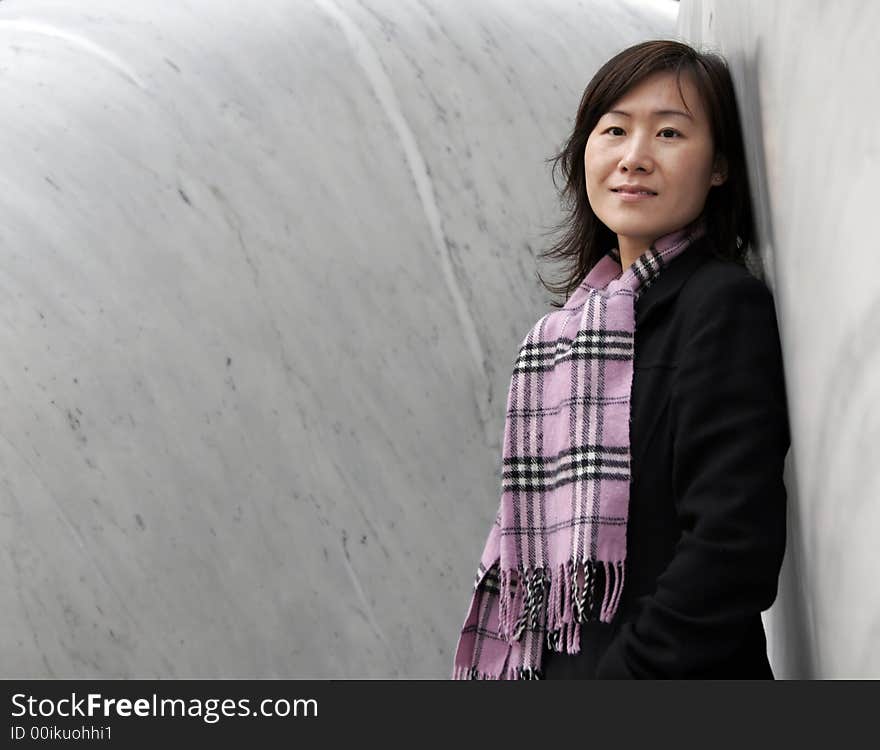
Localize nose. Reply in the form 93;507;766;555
618;133;654;173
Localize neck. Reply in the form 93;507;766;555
617;237;650;272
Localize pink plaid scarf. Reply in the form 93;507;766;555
452;216;707;679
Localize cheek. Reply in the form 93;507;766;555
662;154;707;195
583;143;604;185
679;160;714;198
679;150;715;185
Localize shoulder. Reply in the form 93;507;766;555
677;255;775;324
668;254;783;367
682;255;771;302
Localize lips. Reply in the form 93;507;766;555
611;188;657;195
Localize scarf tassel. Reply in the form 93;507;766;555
454;665;501;680
508;666;541;680
497;558;625;656
457;665;542;681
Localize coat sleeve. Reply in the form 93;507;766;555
595;271;790;678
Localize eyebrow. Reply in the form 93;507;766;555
606;109;694;120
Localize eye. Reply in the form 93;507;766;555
602;127;682;138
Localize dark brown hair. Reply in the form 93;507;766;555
537;39;756;308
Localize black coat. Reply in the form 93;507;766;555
541;234;790;679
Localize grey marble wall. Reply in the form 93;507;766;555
679;0;880;678
0;0;676;677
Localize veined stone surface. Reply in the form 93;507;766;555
680;0;880;678
0;0;676;677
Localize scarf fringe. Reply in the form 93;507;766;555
497;557;625;655
453;665;542;680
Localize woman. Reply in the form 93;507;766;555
452;40;789;679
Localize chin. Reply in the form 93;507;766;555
603;217;659;236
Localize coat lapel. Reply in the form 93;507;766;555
635;236;712;328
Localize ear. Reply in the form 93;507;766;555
711;154;729;186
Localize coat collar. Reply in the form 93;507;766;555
635;233;712;328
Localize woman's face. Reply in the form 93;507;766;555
583;70;726;259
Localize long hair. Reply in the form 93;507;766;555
537;39;756;308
